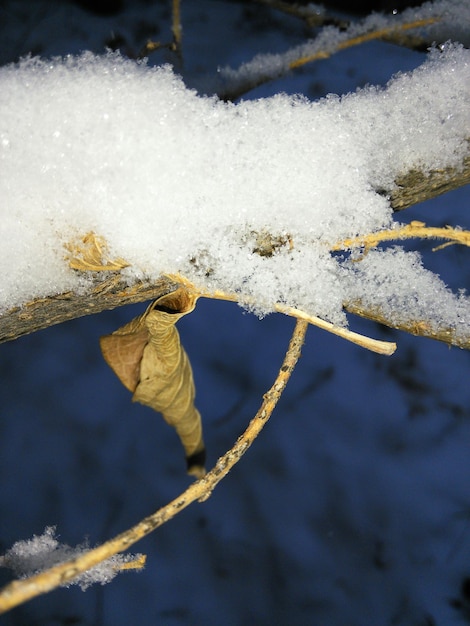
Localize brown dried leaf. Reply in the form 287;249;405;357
65;232;130;272
100;288;205;478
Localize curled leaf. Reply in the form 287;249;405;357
100;288;205;478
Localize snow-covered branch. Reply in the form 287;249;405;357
0;44;469;349
216;1;470;101
1;217;469;350
389;153;470;211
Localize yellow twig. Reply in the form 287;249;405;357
115;554;147;571
0;319;307;614
289;17;439;70
172;0;182;56
333;221;470;252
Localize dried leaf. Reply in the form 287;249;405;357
100;288;205;478
332;221;470;252
65;232;129;272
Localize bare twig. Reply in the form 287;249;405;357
195;285;396;355
172;0;182;60
0;319;308;614
273;303;395;355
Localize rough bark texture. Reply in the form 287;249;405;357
0;276;175;344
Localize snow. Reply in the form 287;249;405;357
0;1;470;625
1;43;469;333
0;527;143;590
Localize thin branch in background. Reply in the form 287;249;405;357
165;274;396;355
218;16;439;100
137;39;172;59
253;0;348;29
260;0;429;48
0;319;308;614
136;0;182;60
172;0;183;61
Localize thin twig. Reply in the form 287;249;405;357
253;0;347;29
172;0;182;60
0;319;308;614
288;17;438;70
174;280;396;355
136;0;182;60
333;221;470;252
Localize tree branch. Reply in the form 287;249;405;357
1;156;469;348
388;153;470;211
253;0;347;29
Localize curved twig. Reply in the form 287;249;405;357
0;319;308;614
333;221;470;252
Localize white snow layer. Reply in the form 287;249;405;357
0;526;143;590
0;44;469;333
